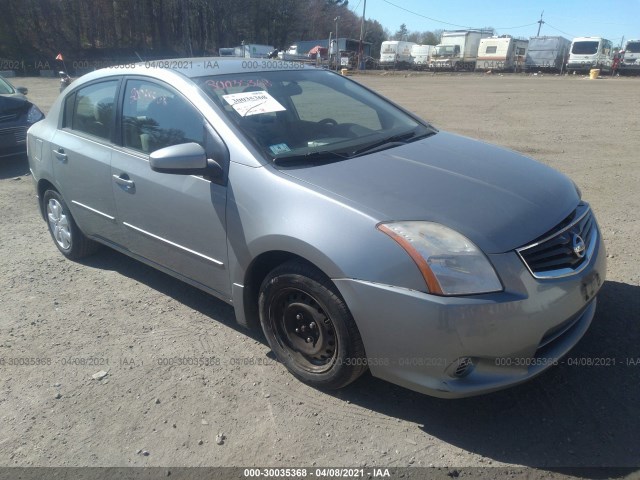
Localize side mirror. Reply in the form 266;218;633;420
17;86;28;95
149;142;225;180
150;142;208;175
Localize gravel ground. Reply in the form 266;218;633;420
0;72;639;477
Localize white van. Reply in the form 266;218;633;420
620;39;640;73
379;41;417;69
567;37;613;73
410;44;434;70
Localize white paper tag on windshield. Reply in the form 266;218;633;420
222;91;285;117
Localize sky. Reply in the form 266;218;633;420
357;0;640;46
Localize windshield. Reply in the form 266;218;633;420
433;45;456;57
196;69;433;163
0;77;16;94
381;44;397;54
626;42;640;53
572;41;599;55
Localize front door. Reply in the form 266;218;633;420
111;78;230;298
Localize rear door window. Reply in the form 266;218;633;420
66;81;118;140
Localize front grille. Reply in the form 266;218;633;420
0;113;18;123
517;202;597;279
0;126;27;146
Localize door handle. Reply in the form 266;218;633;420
113;174;135;190
53;148;67;162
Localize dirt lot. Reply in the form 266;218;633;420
1;72;639;476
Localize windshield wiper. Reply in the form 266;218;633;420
273;149;351;165
350;129;434;158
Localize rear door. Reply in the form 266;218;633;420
110;77;230;297
600;40;613;71
51;79;123;243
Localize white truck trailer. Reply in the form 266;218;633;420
234;44;275;58
525;36;571;72
430;30;492;71
475;36;528;71
410;44;435;70
279;45;311;62
379;40;417;69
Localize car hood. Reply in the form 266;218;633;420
0;94;30;120
280;131;579;254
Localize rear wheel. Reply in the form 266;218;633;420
259;261;367;390
43;189;100;259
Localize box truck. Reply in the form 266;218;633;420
566;37;613;73
379;40;417;69
525;36;571;72
219;44;275;58
410;44;435;70
620;39;640;74
278;44;311;61
430;30;493;70
476;36;528;71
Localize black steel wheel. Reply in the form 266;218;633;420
259;261;367;389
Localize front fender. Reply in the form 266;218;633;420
226;162;426;291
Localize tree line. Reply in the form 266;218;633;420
0;0;393;69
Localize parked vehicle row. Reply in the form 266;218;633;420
379;31;627;74
227;34;631;75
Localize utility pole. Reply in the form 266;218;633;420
536;11;545;36
335;16;340;71
358;0;367;70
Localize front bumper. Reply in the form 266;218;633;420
620;63;640;71
431;61;454;69
566;62;599;71
334;226;606;398
0;125;28;158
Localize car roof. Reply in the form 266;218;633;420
129;57;315;78
70;57;318;89
171;57;316;77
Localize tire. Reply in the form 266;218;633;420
43;189;100;260
259;261;367;390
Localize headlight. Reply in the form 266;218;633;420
27;105;44;124
378;221;503;296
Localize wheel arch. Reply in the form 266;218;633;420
241;250;336;330
37;178;59;220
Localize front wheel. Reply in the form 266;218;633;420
259;261;367;390
43;189;99;259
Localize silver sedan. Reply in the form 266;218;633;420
27;59;605;397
